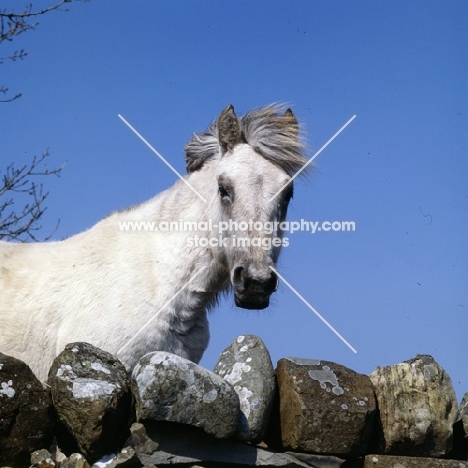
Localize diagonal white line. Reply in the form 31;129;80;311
118;114;207;203
270;266;357;353
268;114;357;202
117;266;207;356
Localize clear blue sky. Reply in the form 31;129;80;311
1;1;467;400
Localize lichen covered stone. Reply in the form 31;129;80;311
48;342;132;463
277;357;377;456
131;351;239;438
0;353;55;467
369;354;458;457
214;334;276;442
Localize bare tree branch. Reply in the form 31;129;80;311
0;1;88;100
0;85;21;102
0;150;66;242
0;1;72;48
0;1;88;240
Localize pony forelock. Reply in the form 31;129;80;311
184;104;309;176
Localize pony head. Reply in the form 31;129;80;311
185;104;308;309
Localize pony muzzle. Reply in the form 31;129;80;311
231;263;279;310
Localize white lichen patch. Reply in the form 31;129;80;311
0;380;15;398
222;362;252;385
251;399;262;410
91;362;111;374
235;385;253;418
154;352;194;373
203;388;218;403
308;366;344;395
237;335;245;343
56;364;76;379
72;378;116;400
149;352;170;367
183;370;195;386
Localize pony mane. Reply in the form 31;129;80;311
185;104;308;176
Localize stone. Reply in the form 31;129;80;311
49;444;68;465
131;351;239;439
0;353;56;468
90;447;141;468
213;334;276;442
47;342;132;463
362;454;467;467
60;453;91;468
369;354;458;457
130;421;311;467
30;449;55;468
276;357;377;457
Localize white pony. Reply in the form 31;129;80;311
0;104;307;382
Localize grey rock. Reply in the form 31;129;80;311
90;448;141;468
60;453;91;468
48;342;132;463
130;421;311;467
362;454;467;467
214;334;276;442
30;449;55;468
48;443;67;465
131;351;239;439
369;354;458;457
277;357;377;457
0;353;55;468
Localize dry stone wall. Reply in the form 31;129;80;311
0;335;466;468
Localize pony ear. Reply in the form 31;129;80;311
217;105;243;154
282;108;299;138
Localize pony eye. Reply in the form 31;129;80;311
218;183;230;200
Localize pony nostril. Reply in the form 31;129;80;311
233;265;244;286
233;264;278;294
266;270;278;294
